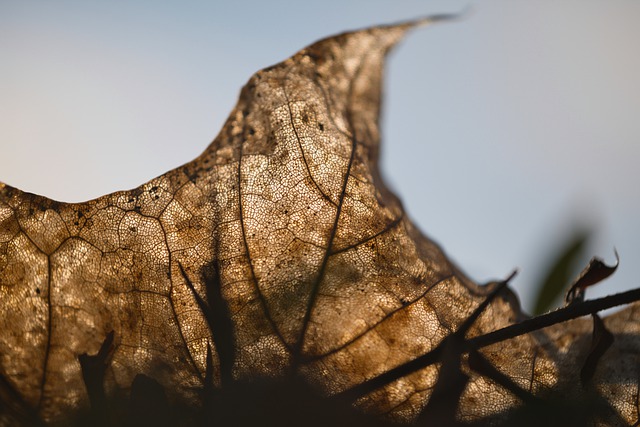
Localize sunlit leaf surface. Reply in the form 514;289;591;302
1;18;639;426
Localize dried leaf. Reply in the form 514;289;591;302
1;17;640;427
467;349;537;405
565;249;619;305
416;275;512;425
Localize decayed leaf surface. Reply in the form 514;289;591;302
1;18;640;426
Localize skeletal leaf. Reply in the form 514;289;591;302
1;17;640;426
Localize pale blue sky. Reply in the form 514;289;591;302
1;1;639;312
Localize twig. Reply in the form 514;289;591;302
336;287;640;402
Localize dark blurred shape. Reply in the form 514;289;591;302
124;374;174;427
78;331;114;427
532;228;591;315
200;377;396;427
0;373;45;427
580;314;614;385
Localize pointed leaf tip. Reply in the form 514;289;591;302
412;7;474;28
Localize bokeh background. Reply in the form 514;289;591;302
1;1;638;313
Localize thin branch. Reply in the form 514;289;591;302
469;287;640;350
336;287;640;402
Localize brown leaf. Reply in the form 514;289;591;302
1;17;640;427
565;250;619;305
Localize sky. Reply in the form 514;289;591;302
1;1;639;313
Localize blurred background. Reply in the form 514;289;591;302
1;0;638;314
